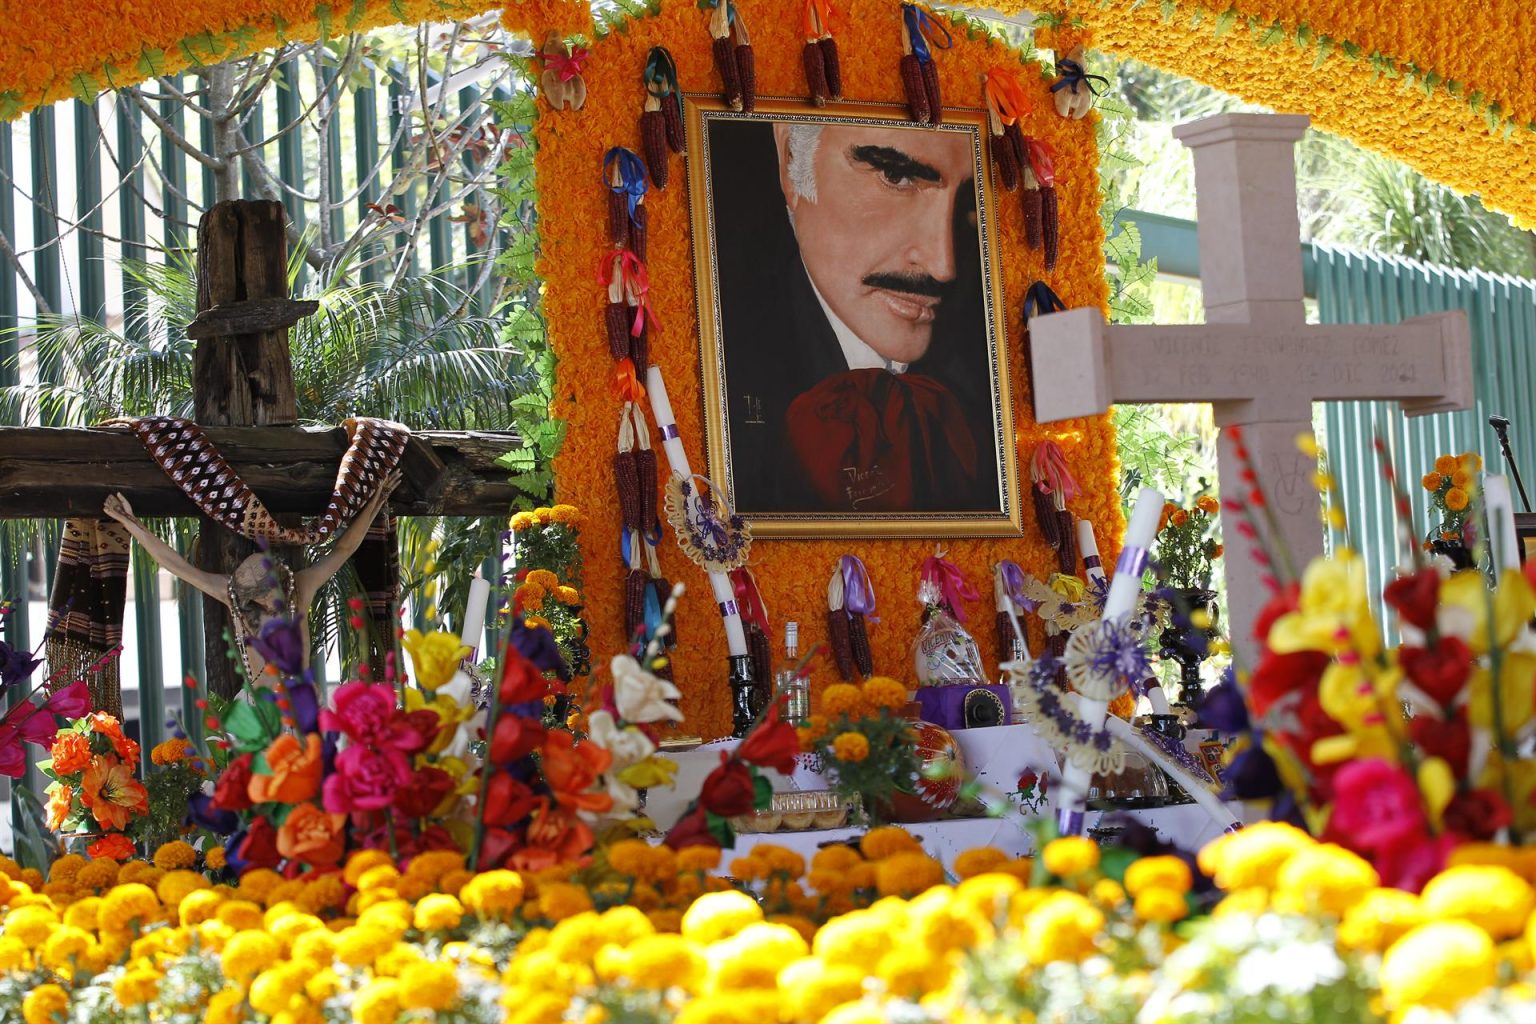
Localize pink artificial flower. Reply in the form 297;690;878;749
45;681;92;719
320;682;399;745
17;710;57;747
1326;758;1447;891
320;744;412;814
0;726;25;778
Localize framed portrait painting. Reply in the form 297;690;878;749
687;99;1022;539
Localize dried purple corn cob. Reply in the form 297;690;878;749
629;308;649;375
1023;184;1044;251
1004;121;1027;173
820;37;842;98
991;126;1019;191
736;44;756;113
748;622;774;698
900;54;929;124
606;302;630;360
608;191;629;249
641;109;669;189
630;203;648;263
636;445;658;528
1033;484;1061;548
827;608;855;681
804;41;829;106
921;59;942;125
995;610;1015;667
1056;508;1078;576
625;567;649;640
1042;186;1059;271
713;36;742;110
614;449;643;532
663;95;684;152
1048;630;1067;661
848;612;873;678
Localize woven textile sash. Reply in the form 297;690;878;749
116;416;410;544
45;518;130;718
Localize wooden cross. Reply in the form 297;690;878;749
1028;114;1472;666
0;201;524;699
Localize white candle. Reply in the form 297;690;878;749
645;365;749;658
1077;518;1107;588
460;570;491;655
1486;475;1521;574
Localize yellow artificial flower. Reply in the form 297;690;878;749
402;628;472;691
615;755;679;790
1266;549;1379;657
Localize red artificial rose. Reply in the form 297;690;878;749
239;816;283;870
395;765;457;819
1444;788;1513;841
700;757;756;818
482;774;538;827
1409;714;1472;775
490;714;546;763
500;650;551;705
394;709;442;757
212;753;255;812
738;704;801;776
664;805;719;850
1253;581;1301;647
1400;637;1474;707
1385;569;1440;631
476;825;523;870
1247;650;1329;720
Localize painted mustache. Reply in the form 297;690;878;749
862;271;947;298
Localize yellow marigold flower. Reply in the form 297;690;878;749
237;867;284;902
678;846;721;873
76;858;118;890
1197;820;1314;891
813;906;900;969
861;676;909;711
291;927;339;965
336;925;395;967
1133;887;1189;924
831;731;869;762
778;958;866;1022
1169;508;1189;527
343;849;394;887
63;896;102;931
1196;494;1220;515
40;925;92;970
356;865;401;894
1381;921;1496;1011
204;846;227;871
1091;878;1126;906
875;851;945;898
22;983;69;1024
1450;468;1472;490
399;960;459;1010
673;992;782;1024
680;889;763;944
1124;855;1193;896
756;844;805;878
112;966;162;1007
296;874;347;916
554;585;581;605
1420;864;1535;939
0;935;29;971
1460;452;1483;472
525;569;561;591
1274;843;1378;916
460;870;525;919
3;903;59;946
216;899;265;932
353;978;402;1024
510;511;536;532
48;854;85;881
1020;891;1104;963
916;899;992;954
711;921;810;989
1435;454;1459;476
1422;472;1444;492
860;826;919;861
821;683;865;718
608;838;654;878
205;990;244;1024
221;929;281;984
811;844;863;873
249;963;308;1016
1445;486;1470;511
1042;836;1100;878
150;738;192;765
156;869;210;909
101;882;159;926
1339;888;1424;953
537;882;594;922
877;943;951;998
413;892;464;931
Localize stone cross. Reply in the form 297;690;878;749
1029;113;1472;666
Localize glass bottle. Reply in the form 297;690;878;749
775;621;810;726
729;653;763;738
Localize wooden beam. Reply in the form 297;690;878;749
186;297;320;339
0;426;532;519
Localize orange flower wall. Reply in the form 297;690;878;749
521;0;1122;738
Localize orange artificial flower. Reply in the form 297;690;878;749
539;730;613;814
45;784;73;831
275;803;347;867
87;833;137;861
87;712;140;764
522;798;596;866
247;733;323;805
50;732;93;775
79;755;149;832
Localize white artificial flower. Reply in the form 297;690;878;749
586;709;656;769
437;670;475;706
610;654;684;723
604;776;641;817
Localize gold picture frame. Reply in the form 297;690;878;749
686;98;1022;539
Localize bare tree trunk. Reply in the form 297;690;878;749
204;63;241;203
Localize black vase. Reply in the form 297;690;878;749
1429;538;1476;571
1158;587;1218;714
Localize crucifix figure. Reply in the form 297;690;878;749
100;470;401;681
1028;113;1472;665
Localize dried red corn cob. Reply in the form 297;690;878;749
748;622;774;697
820;38;842;98
605;302;630;360
1004;122;1027;173
614;449;643;531
629;309;649;375
921;59;943;125
1056;508;1078;575
804;41;829;106
848;612;873;677
1033;485;1061;548
713;36;742;110
641;109;669;189
1048;630;1067;660
992;129;1019;190
1042;186;1059;271
608;191;629;249
900;54;929;124
663;95;684;152
630;203;648;262
625;568;649;639
636;446;658;528
1023;186;1043;251
995;609;1015;667
827;608;855;681
736;44;756;113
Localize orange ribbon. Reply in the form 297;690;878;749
803;0;841;39
983;66;1032;126
610;359;647;402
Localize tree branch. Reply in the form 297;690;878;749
0;226;55;317
128;89;225;173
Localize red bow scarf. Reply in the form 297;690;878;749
785;369;977;512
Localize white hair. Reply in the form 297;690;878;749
786;124;823;203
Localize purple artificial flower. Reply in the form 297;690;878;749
286;681;320;735
251;617;306;678
508;618;570;681
1199;679;1251;734
187;792;239;835
0;640;40;690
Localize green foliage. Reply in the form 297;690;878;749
804;708;922;827
1155;500;1221;589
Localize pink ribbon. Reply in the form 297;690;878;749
544;45;589;82
729;568;770;633
840;555;878;621
921;554;979;621
1031;440;1079;501
598;252;660;337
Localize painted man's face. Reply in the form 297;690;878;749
775;123;974;365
